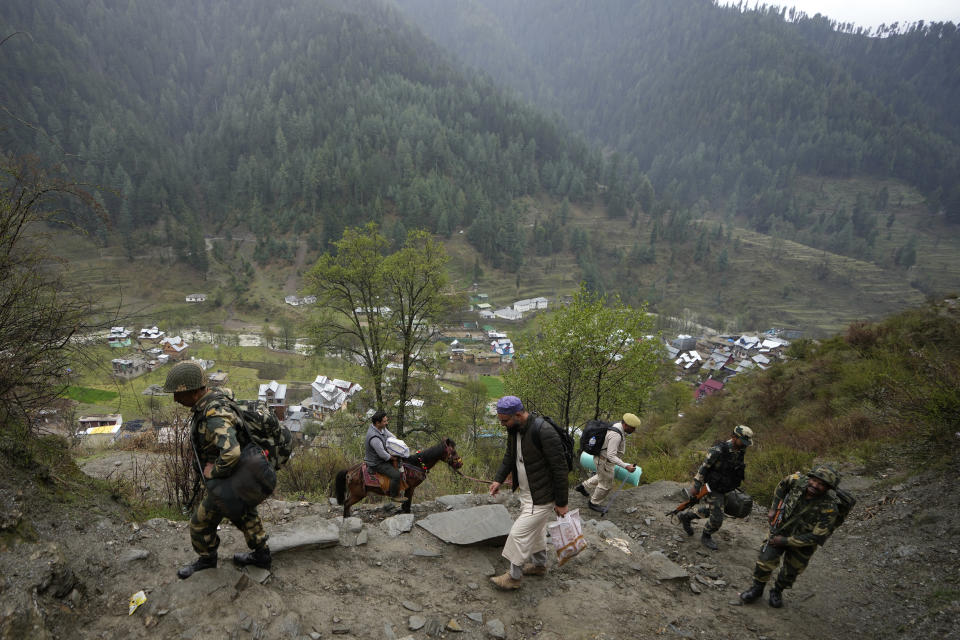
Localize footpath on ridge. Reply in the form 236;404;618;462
1;463;958;640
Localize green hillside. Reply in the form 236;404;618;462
633;296;960;503
395;0;960;223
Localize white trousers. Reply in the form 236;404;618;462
501;490;555;568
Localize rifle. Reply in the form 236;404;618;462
761;498;786;552
665;484;710;517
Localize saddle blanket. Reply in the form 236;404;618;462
362;462;411;488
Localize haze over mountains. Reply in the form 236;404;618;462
2;0;959;331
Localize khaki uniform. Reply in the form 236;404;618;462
188;389;268;557
753;473;838;591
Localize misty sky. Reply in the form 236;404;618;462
725;1;960;30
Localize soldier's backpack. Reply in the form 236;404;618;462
579;419;620;456
232;399;294;471
532;414;575;472
826;487;856;538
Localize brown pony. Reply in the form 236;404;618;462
333;437;463;516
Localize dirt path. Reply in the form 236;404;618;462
2;463;958;639
284;239;307;295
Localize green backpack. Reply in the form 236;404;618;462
230;398;294;470
825;487;856;540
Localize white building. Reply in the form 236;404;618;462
494;308;522;321
513;297;549;312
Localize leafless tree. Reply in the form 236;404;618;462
0;152;106;434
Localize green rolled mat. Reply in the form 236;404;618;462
579;451;641;486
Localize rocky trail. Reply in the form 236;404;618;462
2;461;958;640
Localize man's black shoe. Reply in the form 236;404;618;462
701;531;718;550
574;484;589;497
768;587;784;608
740;581;765;603
677;511;695;536
177;554;217;579
233;545;272;569
587;501;606;513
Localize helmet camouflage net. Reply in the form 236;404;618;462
808;464;841;488
162;362;206;393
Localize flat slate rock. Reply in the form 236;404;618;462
270;519;340;553
632;550;689;581
416;504;513;545
382;514;416;537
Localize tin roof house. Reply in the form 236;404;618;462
305;375;362;418
258;380;288;419
107;327;132;348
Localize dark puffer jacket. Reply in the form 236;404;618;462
493;414;568;507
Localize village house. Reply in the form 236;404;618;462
284;295;317;306
283;405;307;438
494;307;522;321
513;297;548;313
160;336;189;361
258;380;288;419
111;357;148;379
674;350;703;371
107;327;132;348
491;337;514;356
304;374;362;419
207;370;228;387
671;334;698;352
695;378;724;401
185;293;207;303
138;326;165;342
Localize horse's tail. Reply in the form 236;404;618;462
334;469;347;505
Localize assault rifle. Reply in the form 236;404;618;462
665;484;710;517
761;498;786;552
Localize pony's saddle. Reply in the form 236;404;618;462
361;462;409;492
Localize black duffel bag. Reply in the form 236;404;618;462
204;443;277;521
723;489;753;519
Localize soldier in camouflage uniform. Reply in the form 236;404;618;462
678;425;753;550
740;465;841;608
164;362;272;579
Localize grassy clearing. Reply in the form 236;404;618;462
64;386;119;403
480;375;504;399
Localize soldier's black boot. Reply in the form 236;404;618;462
677;512;696;536
768;587;784;608
574;483;589;497
177;554;217;579
233;545;272;569
701;531;718;550
739;580;765;604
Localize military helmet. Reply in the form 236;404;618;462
732;424;754;446
808;464;841;488
163;361;206;393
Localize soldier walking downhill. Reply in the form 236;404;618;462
677;425;753;550
740;465;843;608
165;361;272;579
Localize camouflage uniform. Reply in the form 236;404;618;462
753;472;839;591
690;439;745;534
188;389;268;558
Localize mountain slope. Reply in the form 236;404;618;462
394;0;960;222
